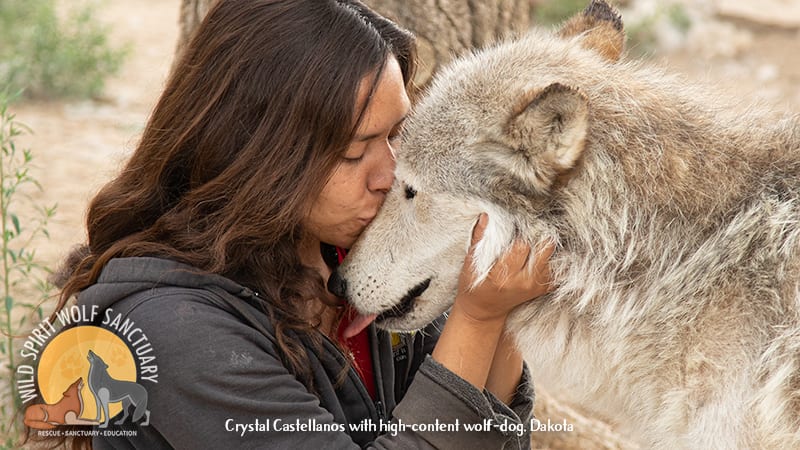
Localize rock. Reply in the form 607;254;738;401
715;0;800;29
685;20;754;58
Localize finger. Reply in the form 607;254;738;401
486;241;528;288
498;240;532;274
470;213;488;246
532;242;555;277
530;242;556;293
461;214;488;285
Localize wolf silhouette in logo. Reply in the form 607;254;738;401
24;378;97;429
87;350;150;428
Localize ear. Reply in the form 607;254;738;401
493;83;589;193
558;0;625;62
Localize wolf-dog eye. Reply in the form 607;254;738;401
405;185;416;199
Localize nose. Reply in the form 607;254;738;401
368;142;396;194
327;270;348;298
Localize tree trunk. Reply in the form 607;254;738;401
362;0;532;86
174;0;531;87
175;0;219;64
173;1;636;448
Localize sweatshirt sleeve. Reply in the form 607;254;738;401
482;363;535;450
389;356;533;450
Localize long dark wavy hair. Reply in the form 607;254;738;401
55;0;414;402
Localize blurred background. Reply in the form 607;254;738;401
1;0;798;448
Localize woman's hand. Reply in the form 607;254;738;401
431;213;555;391
453;213;555;324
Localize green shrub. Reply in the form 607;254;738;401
626;3;692;57
0;91;56;447
534;0;587;26
533;0;692;58
0;0;128;99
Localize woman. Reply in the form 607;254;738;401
50;0;553;448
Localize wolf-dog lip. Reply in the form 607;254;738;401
376;277;432;322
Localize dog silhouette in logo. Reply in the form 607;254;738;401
87;350;150;428
23;378;98;429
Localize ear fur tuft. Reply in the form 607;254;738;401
507;83;589;172
484;83;589;195
558;0;626;62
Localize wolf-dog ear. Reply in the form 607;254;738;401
493;83;588;193
558;0;625;62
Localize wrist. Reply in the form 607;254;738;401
450;295;510;327
431;302;507;390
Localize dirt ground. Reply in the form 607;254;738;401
6;0;799;447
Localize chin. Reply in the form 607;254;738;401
327;234;358;250
341;236;359;249
322;224;365;250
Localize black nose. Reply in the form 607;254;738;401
327;271;348;298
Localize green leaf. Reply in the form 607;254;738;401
4;295;13;312
10;214;20;235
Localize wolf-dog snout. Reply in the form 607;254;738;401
327;271;347;298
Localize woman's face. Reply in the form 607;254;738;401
304;56;411;249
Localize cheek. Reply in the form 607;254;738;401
312;165;368;220
321;171;364;209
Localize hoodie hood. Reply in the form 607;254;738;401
77;257;252;312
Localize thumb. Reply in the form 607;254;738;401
461;213;488;283
470;213;488;247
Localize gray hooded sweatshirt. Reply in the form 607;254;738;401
77;257;534;449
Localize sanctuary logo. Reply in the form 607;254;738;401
17;305;158;432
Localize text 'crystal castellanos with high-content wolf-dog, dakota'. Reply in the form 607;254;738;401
329;1;800;448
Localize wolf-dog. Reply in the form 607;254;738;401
87;350;150;428
331;1;800;448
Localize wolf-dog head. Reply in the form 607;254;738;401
331;0;625;332
87;350;108;369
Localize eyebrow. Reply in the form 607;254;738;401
355;115;407;142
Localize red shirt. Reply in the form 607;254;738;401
331;246;376;399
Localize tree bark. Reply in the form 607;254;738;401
174;0;531;87
175;0;219;64
362;0;532;86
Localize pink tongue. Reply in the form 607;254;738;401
342;313;378;339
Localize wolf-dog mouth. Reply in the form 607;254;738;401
376;278;431;322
